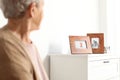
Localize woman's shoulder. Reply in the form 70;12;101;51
0;26;7;39
0;26;16;44
0;27;8;39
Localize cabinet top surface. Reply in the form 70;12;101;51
49;54;120;61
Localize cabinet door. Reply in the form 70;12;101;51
88;58;120;80
50;56;88;80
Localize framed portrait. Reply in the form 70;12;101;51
69;36;92;54
87;33;104;53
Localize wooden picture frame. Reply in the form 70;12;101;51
87;33;104;53
69;36;92;54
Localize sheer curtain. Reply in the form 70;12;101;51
106;0;120;54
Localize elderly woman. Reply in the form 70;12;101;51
0;0;49;80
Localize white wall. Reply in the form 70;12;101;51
46;0;100;54
0;10;7;27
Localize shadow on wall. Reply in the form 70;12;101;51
48;43;62;54
43;44;63;79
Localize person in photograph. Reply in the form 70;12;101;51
92;39;99;48
0;0;49;80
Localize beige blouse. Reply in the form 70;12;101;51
24;43;46;80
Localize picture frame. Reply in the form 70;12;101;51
87;33;104;53
69;36;92;54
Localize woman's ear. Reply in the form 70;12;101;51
28;2;37;17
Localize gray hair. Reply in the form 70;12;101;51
0;0;40;19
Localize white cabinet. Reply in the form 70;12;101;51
50;54;120;80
